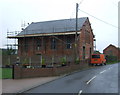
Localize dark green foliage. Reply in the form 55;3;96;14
61;57;67;66
75;57;80;64
93;50;101;54
2;48;16;55
41;58;45;65
105;55;118;63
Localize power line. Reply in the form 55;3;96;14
79;9;119;29
109;0;119;8
79;0;85;5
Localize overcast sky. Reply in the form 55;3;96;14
0;0;119;52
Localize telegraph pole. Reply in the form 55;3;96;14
76;3;79;35
75;3;79;60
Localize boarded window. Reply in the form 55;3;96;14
51;38;56;49
36;38;42;51
66;37;72;49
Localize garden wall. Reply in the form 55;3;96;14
13;60;89;79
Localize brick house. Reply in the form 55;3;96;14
103;44;120;61
9;17;94;65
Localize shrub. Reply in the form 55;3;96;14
61;57;67;66
41;58;45;65
105;55;118;63
75;57;80;64
41;58;46;68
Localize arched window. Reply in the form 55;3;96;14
83;46;85;59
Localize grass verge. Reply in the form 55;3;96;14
0;68;12;79
106;61;119;65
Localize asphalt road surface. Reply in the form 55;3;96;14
24;63;119;95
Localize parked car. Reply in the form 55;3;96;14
90;54;106;66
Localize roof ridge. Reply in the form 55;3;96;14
104;44;118;51
32;17;88;24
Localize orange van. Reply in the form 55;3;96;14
90;54;106;66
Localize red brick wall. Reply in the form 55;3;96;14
13;60;89;79
78;18;94;60
18;35;76;64
18;36;75;55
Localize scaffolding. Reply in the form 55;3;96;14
7;30;20;53
16;27;79;67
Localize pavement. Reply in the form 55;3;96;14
2;76;59;93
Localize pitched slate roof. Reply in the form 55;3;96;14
18;17;88;36
103;44;118;51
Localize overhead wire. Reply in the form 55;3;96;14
77;0;119;29
109;0;119;8
79;9;119;29
79;0;85;5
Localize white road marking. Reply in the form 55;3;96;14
108;67;113;70
78;90;82;95
86;76;96;84
100;70;106;74
108;68;111;70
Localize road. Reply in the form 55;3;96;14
24;63;119;94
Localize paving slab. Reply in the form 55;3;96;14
2;76;59;93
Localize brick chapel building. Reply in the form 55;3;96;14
9;17;95;65
103;44;120;61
